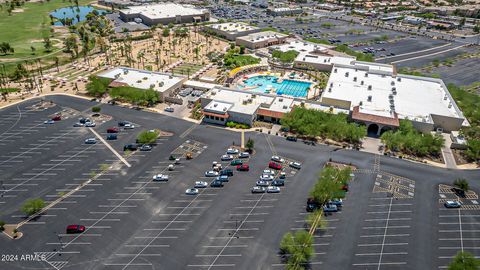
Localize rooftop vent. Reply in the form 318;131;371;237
223;107;227;111
448;103;452;108
391;81;395;86
328;87;332;92
397;77;401;82
444;95;448;100
360;81;364;85
367;95;372;102
123;70;129;75
330;82;333;87
283;105;288;109
345;72;349;77
279;98;283;101
365;73;368;77
353;77;357;82
368;85;372;90
334;68;337;73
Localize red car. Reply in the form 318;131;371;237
107;127;119;133
51;115;61;121
269;161;282;170
341;184;349;191
66;225;85;234
236;164;249;171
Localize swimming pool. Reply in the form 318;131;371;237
238;75;311;98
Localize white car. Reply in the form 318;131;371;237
205;171;219;177
85;122;96;127
260;174;274;181
251;186;266;193
168;164;175;171
124;123;135;129
271;156;285;163
239;152;250;158
221;155;234;161
185;188;199;195
226;148;239;155
289;161;302;169
267;186;281;193
262;169;275;176
194;181;208;188
153;174;169;181
164;107;174;112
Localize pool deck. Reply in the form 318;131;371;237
234;71;318;99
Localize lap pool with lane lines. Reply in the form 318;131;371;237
238;75;311;98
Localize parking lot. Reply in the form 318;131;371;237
1;96;479;270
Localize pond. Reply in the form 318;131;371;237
50;6;107;26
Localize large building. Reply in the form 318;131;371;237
97;67;187;102
321;62;467;134
204;22;260;41
119;3;210;26
235;31;289;49
267;7;303;16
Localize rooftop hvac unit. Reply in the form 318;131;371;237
448;103;452;108
391;81;395;86
324;59;327;63
360;81;364;85
359;101;363;106
365;73;368;77
328;87;332;92
389;94;393;99
214;103;218;107
368;85;372;90
283;105;288;109
367;95;372;102
353;77;357;82
279;98;283;101
248;98;253;103
123;70;129;74
397;77;401;82
334;68;337;73
211;91;216;95
330;82;333;87
223;107;227;111
444;95;448;100
355;69;358;72
252;94;256;98
150;84;155;88
345;72;349;77
390;104;395;110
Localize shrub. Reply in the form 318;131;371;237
109;87;160;106
226;121;250;129
86;76;111;97
91;106;101;113
137;130;159;145
21;198;45;216
271;50;299;63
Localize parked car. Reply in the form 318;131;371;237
230;159;243;166
106;134;117;140
267;186;281;193
444;201;462;208
271;156;285;163
269;162;282;170
66;225;85;234
44;120;55;124
118;121;130;127
260;174;274;181
164;107;174;112
236;164;249;171
239;152;250;158
217;175;229;182
251;186;266;193
221;155;234;161
272;179;285;186
194;181;208;188
124;123;135;129
85;138;97;144
263;169;275;176
289;161;302;169
124;144;138;151
323;204;338;212
52;115;61;121
226;148;239;155
79;118;90;124
279;172;286;179
153;174;168;181
329;198;343;206
205;171;219;177
185;188;199;195
85;122;96;127
220;169;233;177
286;136;297;142
256;180;269;187
107;127;119;133
139;144;152;151
306;197;320;212
73;122;84;127
213;164;222;172
210;180;224;187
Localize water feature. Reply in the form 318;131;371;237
50;6;107;26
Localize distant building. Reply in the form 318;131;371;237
119;3;210;26
293;53;355;72
236;31;288;49
98;0;154;9
204;22;261;41
403;16;425;25
267;7;303;16
97;67;187;102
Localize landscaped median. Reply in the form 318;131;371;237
278;164;354;269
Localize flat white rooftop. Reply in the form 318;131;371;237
207;22;259;34
270;40;330;53
295;53;355;66
203;87;275;115
204;100;233;114
98;67;184;93
120;3;207;19
236;31;288;43
323;64;462;122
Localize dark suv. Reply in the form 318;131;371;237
123;144;138;151
220;169;233;177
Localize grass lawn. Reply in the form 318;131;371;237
171;63;203;75
0;0;91;60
